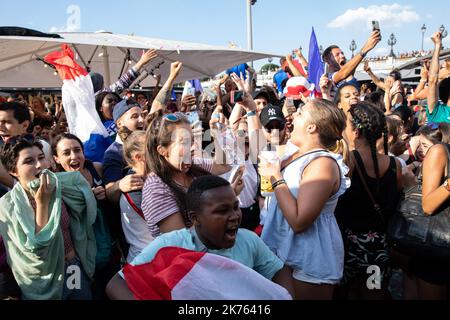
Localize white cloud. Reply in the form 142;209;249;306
328;4;420;30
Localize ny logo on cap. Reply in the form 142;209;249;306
268;108;276;116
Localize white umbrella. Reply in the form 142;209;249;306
0;27;281;89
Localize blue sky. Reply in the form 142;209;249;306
2;0;448;69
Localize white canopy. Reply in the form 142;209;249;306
0;29;281;89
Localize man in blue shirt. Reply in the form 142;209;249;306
426;31;450;123
106;175;294;299
273;58;289;96
225;63;255;80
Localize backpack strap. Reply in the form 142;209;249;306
124;193;145;221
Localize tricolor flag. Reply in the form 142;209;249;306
308;27;324;98
45;44;111;162
123;246;292;300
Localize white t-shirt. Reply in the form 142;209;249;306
120;194;154;263
221;160;258;208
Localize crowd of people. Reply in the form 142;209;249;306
0;27;450;301
365;50;434;62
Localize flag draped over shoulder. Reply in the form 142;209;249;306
308;27;324;97
122;246;292;300
45;44;111;162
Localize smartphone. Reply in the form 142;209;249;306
185;111;200;125
372;21;380;32
285;97;296;115
231;90;244;104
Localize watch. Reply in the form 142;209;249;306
443;178;450;192
359;51;367;59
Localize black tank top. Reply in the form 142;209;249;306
335;150;401;233
85;160;103;188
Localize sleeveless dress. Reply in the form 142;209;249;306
261;150;350;284
335;150;400;284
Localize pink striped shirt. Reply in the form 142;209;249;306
141;159;214;238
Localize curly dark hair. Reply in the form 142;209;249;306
0;138;43;173
349;102;388;192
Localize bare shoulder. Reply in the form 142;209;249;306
304;156;340;176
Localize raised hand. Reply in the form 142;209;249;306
364;60;371;72
180;95;196;112
362;30;381;53
169;61;183;79
431;31;442;45
35;172;55;206
134;49;158;71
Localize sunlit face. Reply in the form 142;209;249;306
331;47;347;67
160;123;195;173
339;86;360;113
54;138;85;172
11;146;50;190
117;107;145;132
291;103;314;145
0;110;29;142
416;134;435;162
191;185;242;249
101;94;119;120
32;98;44;111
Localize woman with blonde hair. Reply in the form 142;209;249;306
259;99;350;300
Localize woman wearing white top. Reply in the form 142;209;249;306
259;99;350;300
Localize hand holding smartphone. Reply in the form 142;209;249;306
372;21;380;32
231;90;244;104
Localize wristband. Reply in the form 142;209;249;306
359;51;367;59
272;179;287;190
246;110;257;117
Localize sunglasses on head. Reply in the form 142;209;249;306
163;112;187;122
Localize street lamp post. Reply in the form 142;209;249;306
349;40;357;58
440;25;448;49
421;24;427;52
388;33;397;58
246;0;256;68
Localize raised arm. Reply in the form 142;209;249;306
364;60;386;90
285;54;303;77
410;65;429;100
149;62;183;114
427;32;442;113
333;31;381;84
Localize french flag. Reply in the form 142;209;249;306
123;247;292;300
45;45;111;162
308;27;324;98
